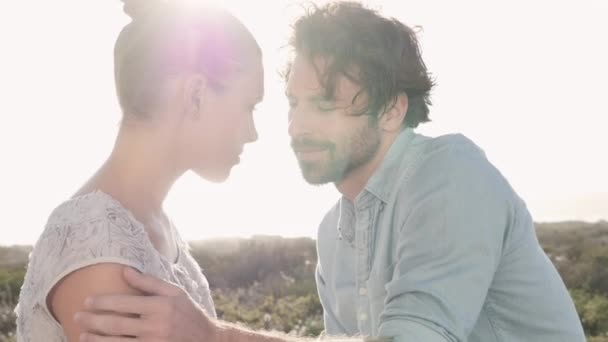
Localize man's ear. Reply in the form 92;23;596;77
182;74;208;119
379;93;408;132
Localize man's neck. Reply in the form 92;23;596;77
336;132;398;202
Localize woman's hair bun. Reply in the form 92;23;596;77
121;0;163;20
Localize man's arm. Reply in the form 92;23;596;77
77;267;387;342
376;144;510;342
218;322;389;342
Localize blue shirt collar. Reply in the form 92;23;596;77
336;128;417;243
361;127;416;204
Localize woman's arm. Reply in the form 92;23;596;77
50;263;144;342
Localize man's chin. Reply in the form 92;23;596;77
302;176;331;186
300;167;336;186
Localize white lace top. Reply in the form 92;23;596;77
15;191;216;342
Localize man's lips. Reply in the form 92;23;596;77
291;140;332;161
292;147;327;153
293;147;328;161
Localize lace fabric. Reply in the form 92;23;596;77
15;191;216;341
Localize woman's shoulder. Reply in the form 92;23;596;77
15;191;160;341
45;190;131;226
39;190;148;248
21;191;155;304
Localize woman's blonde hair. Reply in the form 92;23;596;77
115;0;261;119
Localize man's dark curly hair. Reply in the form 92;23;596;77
287;2;435;128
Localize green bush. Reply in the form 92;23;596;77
0;303;17;342
0;267;22;342
0;268;24;306
2;226;608;339
588;336;608;342
571;289;608;337
213;281;323;337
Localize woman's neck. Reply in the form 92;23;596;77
81;122;184;220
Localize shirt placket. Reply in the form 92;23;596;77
355;198;374;335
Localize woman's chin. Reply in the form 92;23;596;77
193;166;233;183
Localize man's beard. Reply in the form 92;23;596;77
293;123;381;185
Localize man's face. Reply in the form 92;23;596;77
286;54;381;185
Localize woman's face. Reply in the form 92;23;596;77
178;59;264;182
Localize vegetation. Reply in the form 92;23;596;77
1;222;607;341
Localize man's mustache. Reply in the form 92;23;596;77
291;138;333;151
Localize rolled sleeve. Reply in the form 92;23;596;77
379;319;451;342
378;144;511;341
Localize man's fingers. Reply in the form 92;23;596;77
75;311;147;338
84;294;159;316
122;267;181;296
79;332;140;342
80;334;166;342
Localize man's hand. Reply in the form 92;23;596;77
75;267;218;342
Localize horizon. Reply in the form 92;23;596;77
0;0;607;245
1;219;607;248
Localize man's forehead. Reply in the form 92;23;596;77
286;54;363;101
286;55;325;90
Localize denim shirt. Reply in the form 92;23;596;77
315;129;585;342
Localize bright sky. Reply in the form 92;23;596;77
0;0;607;246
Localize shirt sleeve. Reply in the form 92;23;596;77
377;143;513;342
25;205;153;324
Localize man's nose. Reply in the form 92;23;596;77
288;106;314;140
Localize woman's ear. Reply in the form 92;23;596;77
379;93;408;132
182;74;208;119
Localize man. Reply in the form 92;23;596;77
75;2;585;341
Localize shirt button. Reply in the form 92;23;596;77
359;287;368;295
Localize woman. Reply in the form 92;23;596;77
16;0;263;341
